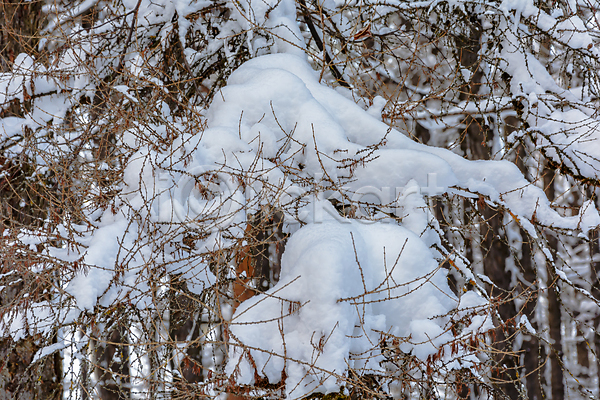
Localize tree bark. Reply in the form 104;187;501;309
543;167;565;400
0;4;63;398
0;0;45;72
589;225;600;396
512;129;545;400
91;323;130;400
169;274;204;396
457;21;521;398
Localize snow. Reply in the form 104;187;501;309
113;85;139;103
0;53;34;105
65;216;130;311
518;315;537;335
556;268;571;285
0;117;26;141
196;51;598;235
501;0;598;55
536;109;600;180
32;340;69;364
226;220;457;397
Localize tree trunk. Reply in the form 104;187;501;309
227;210;286;399
589;225;600;396
169;274;204;397
0;0;45;72
91;323;130;400
511;128;546;400
543;167;565;400
457;23;520;398
519;233;545;400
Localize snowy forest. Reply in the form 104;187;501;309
2;0;600;398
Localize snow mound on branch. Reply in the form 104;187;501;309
226;219;456;398
200;53;598;234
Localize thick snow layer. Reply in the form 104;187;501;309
196;53;599;234
226;220;456;397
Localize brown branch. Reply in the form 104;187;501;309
297;0;350;88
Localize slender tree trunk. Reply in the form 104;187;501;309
0;0;45;72
169;274;204;397
519;249;545;400
511;129;546;400
0;337;62;399
0;267;62;399
543;167;565;400
479;204;521;399
589;224;600;395
463;109;521;400
457;21;521;397
91;323;131;400
227;209;286;399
